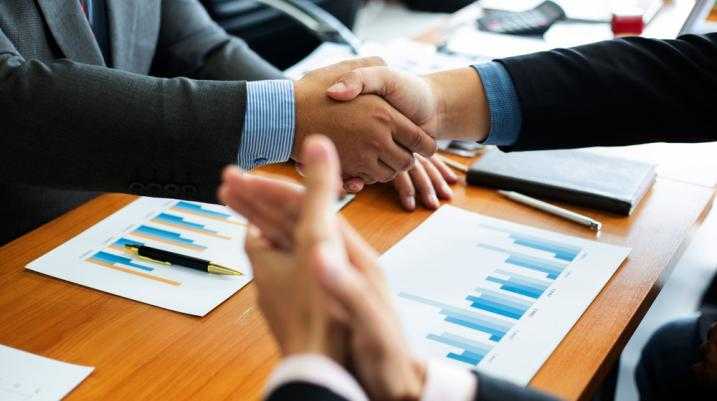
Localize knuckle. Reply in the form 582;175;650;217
366;56;387;66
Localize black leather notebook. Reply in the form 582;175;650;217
467;150;656;215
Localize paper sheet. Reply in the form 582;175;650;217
0;345;93;401
284;39;474;79
27;195;355;316
380;205;630;384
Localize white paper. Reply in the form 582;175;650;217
27;195;354;316
284;39;474;79
380;205;630;385
27;198;253;316
0;345;93;401
445;26;550;59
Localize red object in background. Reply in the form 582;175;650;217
612;13;645;36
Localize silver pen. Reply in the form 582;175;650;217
498;190;603;231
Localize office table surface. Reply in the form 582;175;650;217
0;157;713;401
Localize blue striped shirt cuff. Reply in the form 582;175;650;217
472;62;522;147
239;80;295;170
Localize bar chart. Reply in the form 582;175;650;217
30;197;253;316
381;206;630;384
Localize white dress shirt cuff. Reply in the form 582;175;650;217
265;354;369;401
421;359;477;401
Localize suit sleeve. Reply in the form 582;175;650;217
0;27;245;203
266;382;350;401
474;373;561;401
152;0;284;81
498;33;717;150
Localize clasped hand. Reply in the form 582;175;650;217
294;58;485;211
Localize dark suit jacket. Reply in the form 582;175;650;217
0;0;283;245
497;33;717;150
266;372;560;401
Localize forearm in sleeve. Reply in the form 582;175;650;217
498;33;717;150
0;36;245;202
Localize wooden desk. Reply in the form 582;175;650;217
0;158;713;401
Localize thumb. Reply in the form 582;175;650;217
327;66;398;102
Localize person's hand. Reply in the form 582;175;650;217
318;218;428;401
294;59;437;185
238;136;349;361
326;66;489;141
344;153;458;211
222;136;427;400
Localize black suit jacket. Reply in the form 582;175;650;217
497;33;717;151
266;372;560;401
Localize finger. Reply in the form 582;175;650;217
408;160;440;209
220;172;297;249
369;159;398;184
392;172;417;211
343;177;365;193
298;135;344;245
429;155;459;184
244;225;278;270
418;154;453;200
327;66;401;102
390;109;437;157
338;220;392;304
378;140;415;174
311;240;378;321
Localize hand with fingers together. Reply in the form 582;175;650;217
222;136;427;400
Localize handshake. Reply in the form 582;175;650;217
292;57;489;210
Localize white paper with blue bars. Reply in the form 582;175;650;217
380;205;630;385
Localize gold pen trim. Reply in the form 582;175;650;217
123;245;171;266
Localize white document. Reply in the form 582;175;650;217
380;205;630;385
445;26;550;59
27;195;355;316
27;197;253;316
0;345;93;401
284;39;474;79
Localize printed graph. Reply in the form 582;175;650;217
398;223;584;367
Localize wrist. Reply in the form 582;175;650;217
425;68;489;141
292;79;311;161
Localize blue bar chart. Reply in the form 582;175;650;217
479;224;582;262
171;201;246;226
87;251;180;286
477;244;567;279
467;288;533;320
486;269;552;299
379;206;630;383
151;213;231;240
131;225;207;251
29;197;254;316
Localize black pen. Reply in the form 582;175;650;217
124;244;243;276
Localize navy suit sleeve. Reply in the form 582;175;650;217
474;373;562;401
266;382;349;401
497;33;717;150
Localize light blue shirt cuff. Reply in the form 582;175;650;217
239;80;295;170
472;62;522;147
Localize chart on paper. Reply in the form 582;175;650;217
380;206;630;385
27;198;252;316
